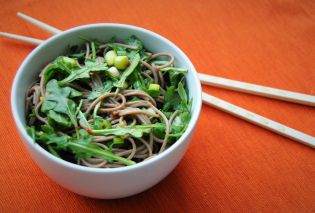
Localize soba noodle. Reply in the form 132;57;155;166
25;35;191;168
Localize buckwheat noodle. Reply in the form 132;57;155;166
25;37;190;168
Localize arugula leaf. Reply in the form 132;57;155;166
93;117;112;130
169;71;185;87
46;134;70;151
78;111;91;129
68;130;135;165
92;123;165;138
41;80;82;113
124;35;143;50
28;127;135;166
163;81;191;113
129;68;147;90
167;82;191;139
33;127;70;151
68;141;135;165
67;45;86;60
27;108;36;121
114;54;140;88
109;137;124;151
152;125;166;139
59;63;108;85
88;80;113;100
41;124;54;134
41;80;81;128
47;110;72;127
178;82;188;108
107;43;127;56
127;50;139;60
107;36;143;58
44;56;79;83
67;129;94;159
26;126;36;140
163;86;180;111
169;111;191;138
47;145;61;158
75;99;83;116
55;57;79;73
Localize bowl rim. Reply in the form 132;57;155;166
11;23;202;173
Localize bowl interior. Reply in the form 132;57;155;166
12;24;202;171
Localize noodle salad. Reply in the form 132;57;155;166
25;35;191;168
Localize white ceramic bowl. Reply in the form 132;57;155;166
11;24;202;199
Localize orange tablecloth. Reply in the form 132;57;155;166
1;0;314;211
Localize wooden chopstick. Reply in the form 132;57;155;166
1;11;314;148
0;32;43;45
199;73;315;107
202;92;315;148
17;12;62;35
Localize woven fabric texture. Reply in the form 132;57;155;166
0;0;314;212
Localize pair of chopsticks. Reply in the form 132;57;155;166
2;12;315;148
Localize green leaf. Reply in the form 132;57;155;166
68;130;135;165
107;43;127;56
163;86;180;111
93;117;112;130
67;45;86;60
92;123;165;138
129;68;147;90
47;110;72;127
46;134;70;151
88;80;113;100
41;80;80;114
43;64;59;84
34;127;70;151
41;80;81;128
78;111;91;129
124;35;143;50
170;111;190;136
26;126;36;140
55;57;79;72
41;124;54;134
152;125;166;139
31;126;135;166
68;129;94;159
47;145;61;158
59;63;108;85
114;54;140;88
167;82;191;140
169;71;185;87
43;56;80;83
109;137;124;150
68;142;135;166
178;82;188;105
